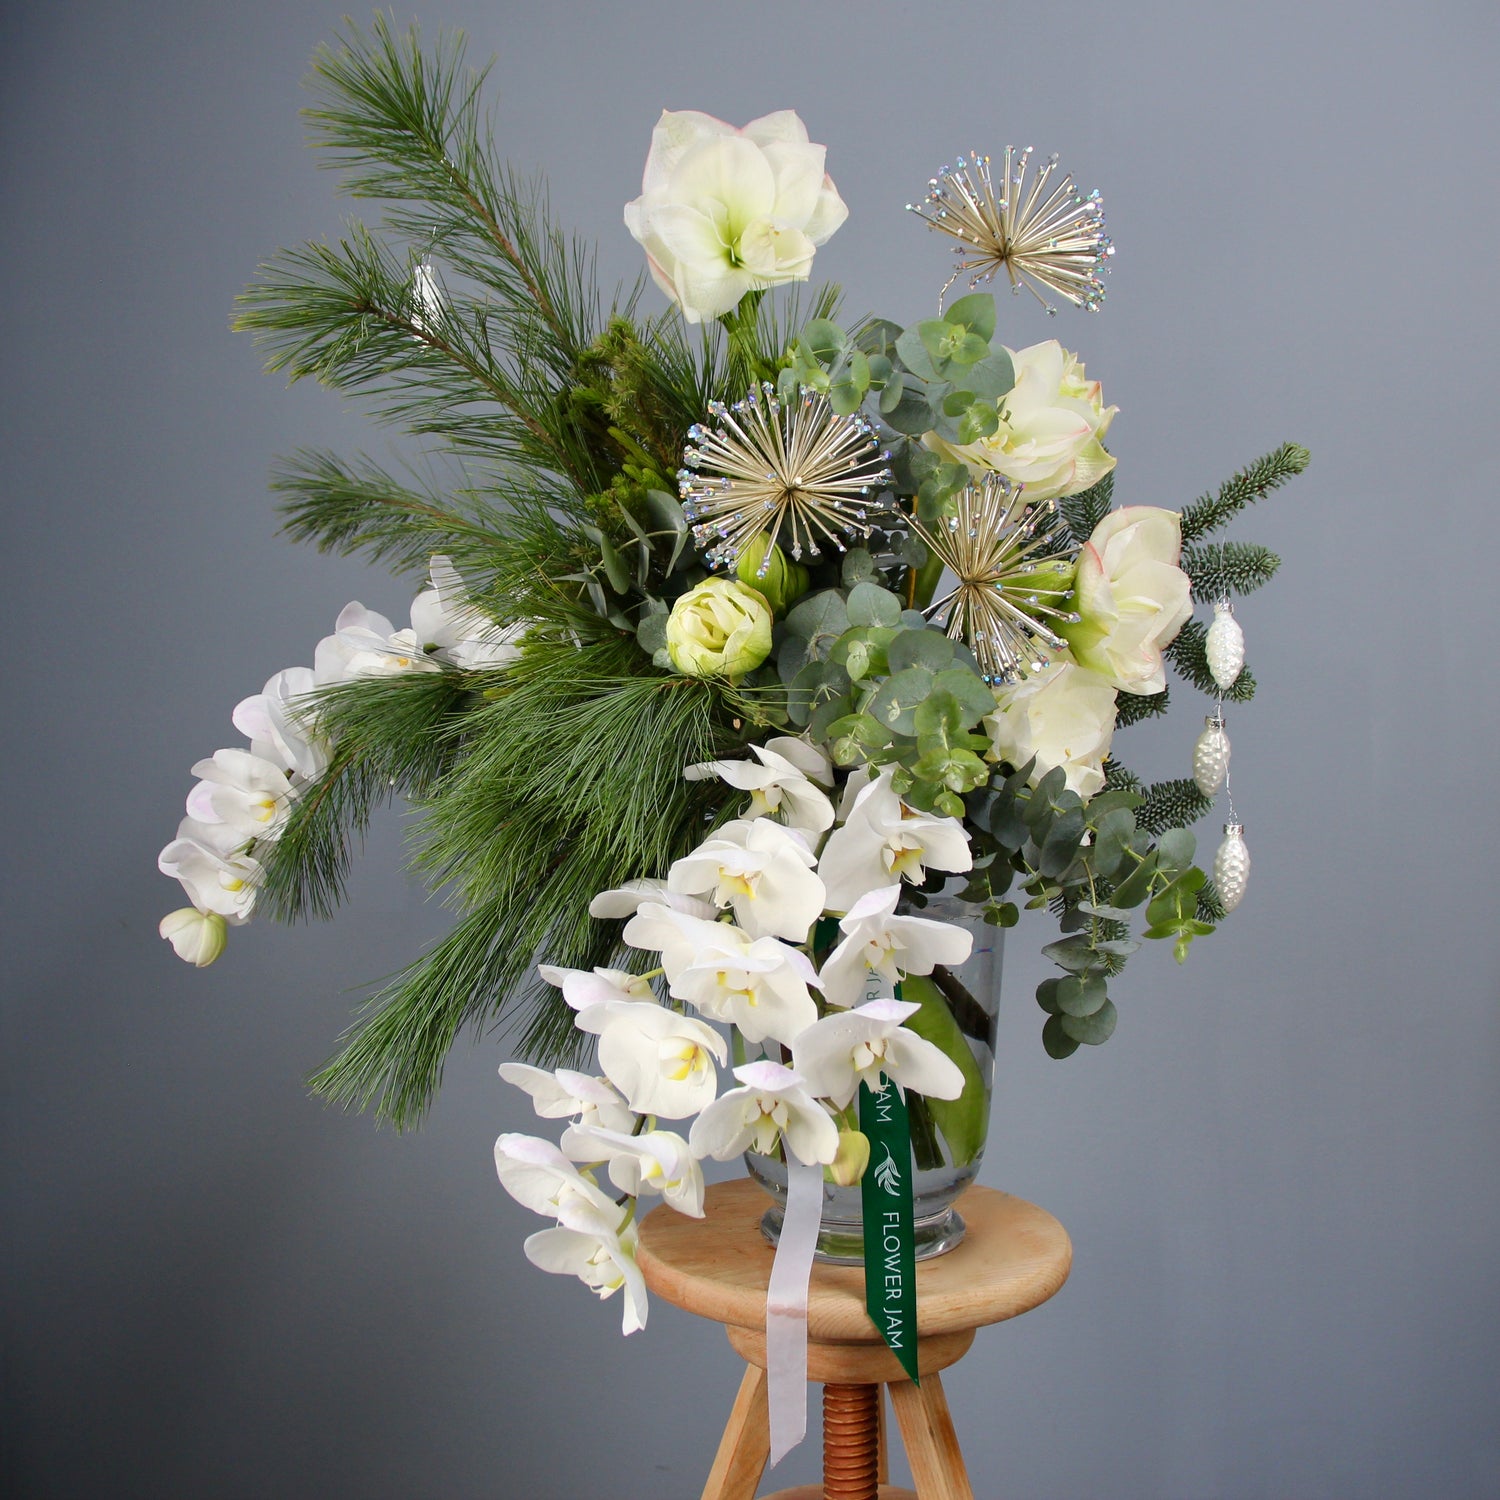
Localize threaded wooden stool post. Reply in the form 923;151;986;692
821;1382;880;1499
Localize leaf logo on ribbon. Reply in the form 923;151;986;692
873;1143;902;1195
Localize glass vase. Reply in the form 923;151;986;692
746;894;1003;1263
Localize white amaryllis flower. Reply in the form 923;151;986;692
667;820;826;943
413;556;526;671
159;907;228;966
524;1198;648;1335
623;904;819;1046
923;340;1117;502
688;1061;839;1166
986;659;1118;798
313;601;443;683
595;1002;727;1120
1060;507;1194;695
818;886;974;1010
818;769;972;914
157;817;260;922
497;1064;636;1134
186;749;295;840
587;879;718;923
684;736;835;835
792;999;966;1111
493;1133;619;1219
623;109;848;324
232;667;328;780
560;1124;705;1218
537;964;655;1034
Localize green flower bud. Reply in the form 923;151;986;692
735;534;810;615
825;1127;871;1187
665;578;773;681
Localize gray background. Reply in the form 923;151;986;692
5;2;1498;1496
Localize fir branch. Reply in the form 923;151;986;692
1182;541;1281;601
1059;470;1114;544
310;634;748;1126
1178;442;1310;543
1137;777;1214;835
1115;687;1169;728
1102;759;1144;795
1196;878;1227;923
257;672;470;923
1166;620;1257;702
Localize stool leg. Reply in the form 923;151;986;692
822;1382;881;1500
877;1386;890;1486
701;1364;770;1500
888;1373;972;1500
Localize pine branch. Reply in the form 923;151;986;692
1137;777;1214;835
1165;620;1257;702
1060;470;1114;544
1182;541;1281;601
257;672;470;923
1115;686;1169;728
1178;442;1309;543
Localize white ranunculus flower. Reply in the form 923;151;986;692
818;886;974;1010
687;1060;839;1166
1060;507;1194;695
623;109;848;324
818;769;972;914
924;340;1117;502
667;819;826;943
159;907;228;966
524;1199;648;1335
985;660;1118;798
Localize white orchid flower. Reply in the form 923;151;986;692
524;1198;648;1335
818;769;972;914
688;1060;839;1166
595;1002;727;1119
536;965;655;1034
493;1133;619;1219
232;666;328;780
186;748;295;840
626;904;819;1046
561;1124;705;1218
667;820;826;943
587;878;718;922
818;886;974;1010
159;907;228;966
412;556;526;671
498;1064;636;1134
314;601;443;683
158;817;260;922
792;999;966;1111
684;737;836;835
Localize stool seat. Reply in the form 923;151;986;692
636;1179;1071;1500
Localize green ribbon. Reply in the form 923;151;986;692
859;1070;920;1384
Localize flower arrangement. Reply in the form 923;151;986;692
156;18;1306;1363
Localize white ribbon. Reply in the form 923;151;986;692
765;1156;823;1465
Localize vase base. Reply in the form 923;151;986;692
758;1204;968;1265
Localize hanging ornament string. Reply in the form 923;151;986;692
1203;541;1251;911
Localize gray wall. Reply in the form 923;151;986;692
5;2;1498;1496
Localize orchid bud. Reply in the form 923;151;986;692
825;1127;871;1187
159;907;228;967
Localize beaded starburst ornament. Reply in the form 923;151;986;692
908;475;1081;684
908;146;1113;315
677;384;895;570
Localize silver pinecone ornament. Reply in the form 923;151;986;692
1214;822;1250;912
1206;600;1245;690
1192;714;1231;796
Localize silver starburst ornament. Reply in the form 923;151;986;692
1214;822;1251;912
908;146;1113;314
1192;713;1232;797
677;384;894;571
1206;600;1245;690
909;475;1080;684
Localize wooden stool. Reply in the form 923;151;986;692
637;1179;1071;1500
